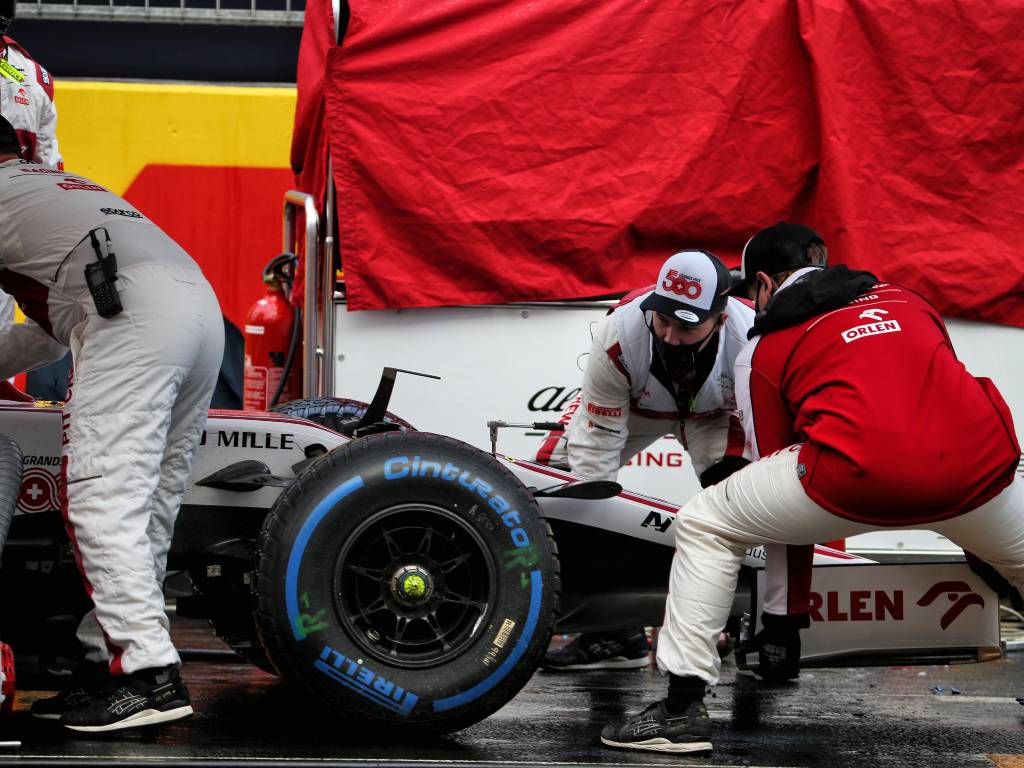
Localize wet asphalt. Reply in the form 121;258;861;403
3;618;1023;768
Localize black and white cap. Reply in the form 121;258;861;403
639;249;731;328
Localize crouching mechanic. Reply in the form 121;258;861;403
0;116;224;732
601;222;1022;753
538;250;755;670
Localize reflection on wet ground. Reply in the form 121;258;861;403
3;619;1023;767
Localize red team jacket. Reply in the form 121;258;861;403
738;281;1020;526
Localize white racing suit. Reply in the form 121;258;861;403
536;291;805;630
0;159;224;675
0;37;62;338
536;292;753;483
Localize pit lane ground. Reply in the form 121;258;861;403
2;617;1023;768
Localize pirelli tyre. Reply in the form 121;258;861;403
271;397;415;434
255;432;559;733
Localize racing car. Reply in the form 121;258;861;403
0;369;1002;733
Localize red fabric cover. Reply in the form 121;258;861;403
297;0;1024;327
291;0;333;203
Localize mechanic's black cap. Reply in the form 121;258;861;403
0;0;13;36
739;222;826;285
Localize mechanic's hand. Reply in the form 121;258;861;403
735;612;808;683
699;456;750;488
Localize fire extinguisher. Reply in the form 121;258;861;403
243;253;302;411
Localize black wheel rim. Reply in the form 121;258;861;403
334;503;497;669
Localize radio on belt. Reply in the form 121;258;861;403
86;227;123;318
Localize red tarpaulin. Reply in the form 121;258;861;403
295;0;1024;327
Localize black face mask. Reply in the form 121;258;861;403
654;334;702;364
0;0;13;37
649;318;720;365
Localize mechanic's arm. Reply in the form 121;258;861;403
565;333;632;482
0;313;69;380
34;64;63;170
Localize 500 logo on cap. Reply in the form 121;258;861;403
662;270;702;300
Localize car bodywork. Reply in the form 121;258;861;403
0;386;1002;730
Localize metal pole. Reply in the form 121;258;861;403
282;191;321;399
322;159;336;398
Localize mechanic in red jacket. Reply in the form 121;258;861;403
601;222;1022;754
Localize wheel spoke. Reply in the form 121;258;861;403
381;529;402;558
358;597;388;618
438;552;473;573
394;617;409;642
416;527;434;555
425;612;451;651
346;563;385;581
439;589;486;613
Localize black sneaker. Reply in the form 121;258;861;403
542;630;650;671
31;661;111;720
61;665;193;733
734;612;807;683
601;700;712;753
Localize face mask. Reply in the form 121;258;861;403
650;319;721;366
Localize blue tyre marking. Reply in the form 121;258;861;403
432;569;542;712
286;475;365;640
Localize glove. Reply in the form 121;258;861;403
735;612;809;683
698;456;750;488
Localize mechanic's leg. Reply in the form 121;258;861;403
68;265;222;676
619;415;681;474
741;542;815;682
145;279;222;589
543;419;678;671
64;308;181;675
656;446;874;686
928;476;1024;596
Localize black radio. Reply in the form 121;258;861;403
85;228;122;319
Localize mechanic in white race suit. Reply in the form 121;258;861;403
538;250;755;670
0;116;224;733
0;0;73;397
601;222;1023;754
0;0;59;169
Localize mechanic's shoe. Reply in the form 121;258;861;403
542;630;650;671
735;612;808;683
31;661;110;720
61;665;193;732
601;699;712;753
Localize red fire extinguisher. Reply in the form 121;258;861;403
243;254;301;411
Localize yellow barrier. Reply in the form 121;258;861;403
53;80;297;194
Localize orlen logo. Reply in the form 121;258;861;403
14;88;28;105
809;589;904;623
808;581;984;630
662;270;701;299
916;581;985;630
